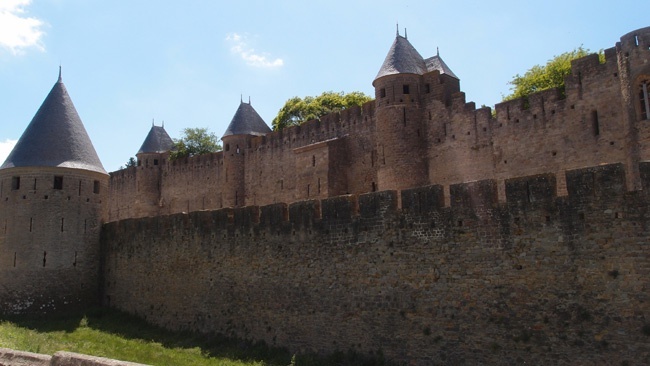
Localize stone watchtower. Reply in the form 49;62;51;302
221;100;271;207
373;29;460;191
0;71;108;315
134;124;174;216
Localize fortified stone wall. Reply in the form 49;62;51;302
106;27;650;223
106;102;377;221
102;163;650;365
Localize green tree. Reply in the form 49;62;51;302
503;47;604;101
272;91;373;130
169;127;222;160
125;157;137;167
119;157;137;169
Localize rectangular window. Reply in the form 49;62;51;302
11;176;20;190
153;159;159;165
592;110;600;136
93;180;100;194
380;88;386;98
403;84;410;94
425;84;430;93
54;176;63;190
641;81;650;120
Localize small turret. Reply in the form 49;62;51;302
221;99;271;207
132;124;174;217
0;70;108;315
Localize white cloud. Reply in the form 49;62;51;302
226;33;283;68
0;0;45;55
0;139;17;163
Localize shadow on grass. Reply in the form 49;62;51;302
2;307;394;366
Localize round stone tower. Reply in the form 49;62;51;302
134;124;174;217
0;71;108;315
221;99;271;207
373;30;430;191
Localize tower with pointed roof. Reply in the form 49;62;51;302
135;124;174;215
0;71;108;315
221;99;272;207
373;29;460;191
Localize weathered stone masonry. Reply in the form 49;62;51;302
102;163;650;365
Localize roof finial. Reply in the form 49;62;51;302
248;96;251;105
152;118;154;127
396;22;399;37
58;65;62;82
240;94;243;103
162;120;165;128
437;47;439;56
404;28;407;40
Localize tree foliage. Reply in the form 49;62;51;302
272;91;373;130
123;157;136;169
169;127;222;160
503;47;604;101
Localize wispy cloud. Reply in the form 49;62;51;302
0;139;17;163
226;33;283;68
0;0;45;55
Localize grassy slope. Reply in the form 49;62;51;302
0;309;276;366
0;308;391;366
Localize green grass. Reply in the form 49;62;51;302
0;308;392;366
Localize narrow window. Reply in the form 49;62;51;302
640;80;650;120
403;84;410;94
33;179;37;190
236;145;240;154
380;88;386;98
84;219;87;233
225;144;230;151
592;110;600;136
73;251;77;267
235;191;238;206
318;178;321;193
372;182;377;192
312;155;316;167
280;179;284;190
61;218;64;232
29;218;33;232
11;176;20;190
43;251;46;267
78;180;82;196
13;252;16;267
425;84;430;94
53;176;63;190
93;180;100;194
307;184;310;197
137;159;142;166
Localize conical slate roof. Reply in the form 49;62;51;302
1;72;106;175
138;125;174;154
222;101;271;138
424;54;459;79
374;35;427;84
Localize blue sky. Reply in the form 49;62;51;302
0;0;647;172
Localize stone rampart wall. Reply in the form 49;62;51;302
101;163;650;365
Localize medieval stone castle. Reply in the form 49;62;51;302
1;27;650;365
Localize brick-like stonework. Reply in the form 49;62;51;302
3;26;650;365
102;163;650;365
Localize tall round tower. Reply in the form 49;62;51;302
0;71;108;315
373;30;430;191
221;100;271;207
